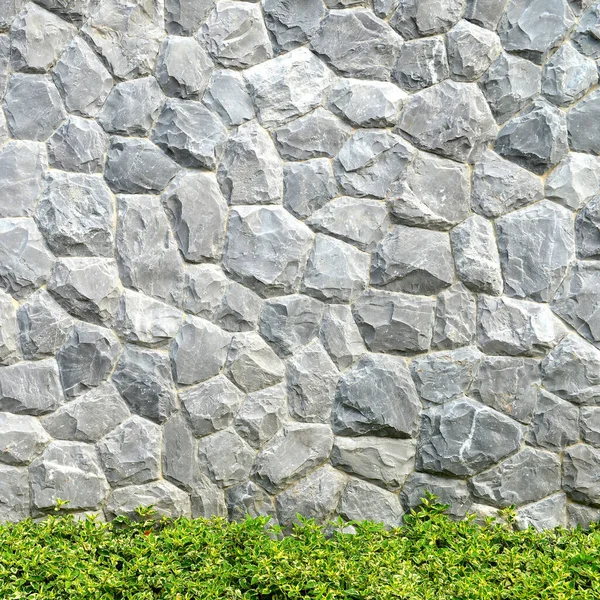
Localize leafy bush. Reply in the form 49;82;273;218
1;496;600;599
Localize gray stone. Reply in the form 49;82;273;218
40;382;130;443
495;100;569;175
396;81;496;163
547;153;600;211
244;47;333;129
198;428;255;487
417;398;524;476
182;265;229;320
451;216;503;296
388;152;470;231
259;295;323;357
30;440;109;511
171;316;231;386
338;478;403;528
0;33;8;95
353;290;436;354
112;346;177;423
223;206;313;296
390;0;466;39
10;3;76;73
4;73;66;140
470;356;540;424
273;108;352;161
515;493;566;531
156;36;212;100
202;69;254;127
163;171;227;262
57;322;121;398
0;218;54;299
47;117;108;174
116;194;185;306
571;2;600;59
333;353;420;438
373;0;399;17
542;334;600;405
528;390;579;451
225;332;285;393
498;0;576;64
308;197;389;252
36;172;114;257
105;481;190;520
581;407;600;446
190;476;228;519
567;503;600;529
319;304;366;370
564;444;600;506
0;412;49;465
165;0;214;35
393;37;449;91
543;43;597;107
432;283;477;350
161;411;197;491
180;375;244;437
477;296;558;357
0;464;29;523
332;436;415;491
35;0;97;23
17;290;73;360
411;347;482;405
0;359;62;415
263;0;325;51
496;200;574;302
466;0;508;29
0;141;47;217
227;481;277;523
48;258;120;326
568;89;600;155
480;52;542;125
371;225;454;295
104;137;180;194
334;130;415;199
214;282;263;333
217;121;283;205
0;0;25;32
446;20;501;81
52;37;113;118
311;9;402;80
471;150;544;218
234;383;286;448
200;1;272;68
252;422;333;493
0;107;7;145
0;290;18;366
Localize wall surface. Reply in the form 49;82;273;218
1;0;600;531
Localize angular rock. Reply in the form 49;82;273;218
373;0;399;17
466;0;508;29
262;0;325;51
528;390;579;451
547;153;600;212
319;304;366;371
393;37;449;91
0;291;18;366
165;0;214;35
390;0;465;38
214;282;263;333
35;0;97;23
0;33;7;93
333;353;420;438
571;2;600;59
515;493;566;531
579;199;600;261
0;0;26;32
202;69;254;127
432;283;477;350
568;89;600;155
564;445;600;506
581;407;600;447
567;502;600;529
183;265;229;320
0;464;29;523
0;412;49;465
227;481;277;523
338;479;403;528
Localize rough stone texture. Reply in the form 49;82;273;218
432;284;477;350
319;304;366;370
393;37;449;91
105;481;190;520
263;0;325;51
338;479;403;528
546;153;600;211
390;0;465;39
528;390;579;451
561;445;600;506
203;69;254;127
0;290;19;366
0;412;49;465
568;89;600;155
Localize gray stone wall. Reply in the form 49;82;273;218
1;0;600;531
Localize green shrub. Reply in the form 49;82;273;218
1;496;600;599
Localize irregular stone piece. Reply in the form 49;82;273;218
547;153;600;212
156;36;212;99
104;137;180;194
480;52;541;124
48;258;120;326
320;304;366;370
466;0;508;29
528;390;579;451
40;382;130;443
161;411;197;490
498;0;576;64
202;69;254;127
200;1;272;68
36;172;114;257
495;100;569;175
217;121;283;205
0;33;7;94
568;89;600;155
244;47;333;129
252;422;333;493
0;464;29;524
477;296;558;357
416;398;524;476
180;375;244;437
4;73;66;140
112;346;177;424
515;493;566;531
0;0;26;32
432;283;477;350
581;407;600;447
393;37;449;91
496;200;574;302
223;206;313;296
396;81;496;163
390;0;466;38
35;0;97;23
401;472;472;518
57;322;121;398
471;150;544;218
333;353;420;439
214;282;263;333
338;479;403;528
0;412;49;465
371;225;454;295
30;441;109;511
227;481;277;523
311;9;402;80
183;265;228;320
571;2;600;58
388;151;470;231
564;445;600;506
373;0;399;17
567;503;600;529
116;194;185;306
353;290;436;354
165;0;214;34
0;291;18;366
262;0;325;51
171;317;231;386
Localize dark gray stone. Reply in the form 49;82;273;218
319;304;366;370
563;444;600;506
338;478;403;528
571;2;600;59
528;390;579;452
546;153;600;211
432;283;477;350
568;89;600;155
390;0;466;39
203;69;254;127
263;0;325;51
393;37;449;91
0;412;50;465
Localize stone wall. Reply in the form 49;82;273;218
1;0;600;531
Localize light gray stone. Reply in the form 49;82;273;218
547;153;600;211
203;69;254;127
0;412;49;465
320;304;366;370
390;0;466;39
568;89;600;155
0;290;18;366
338;478;403;528
567;502;600;529
0;0;26;32
515;493;566;531
432;283;477;350
393;37;449;91
528;390;579;451
214;282;263;333
564;444;600;506
227;481;277;523
0;464;29;523
165;0;214;35
262;0;325;51
466;0;508;29
581;407;600;446
183;265;229;320
35;0;98;23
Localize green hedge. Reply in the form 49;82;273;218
1;496;600;599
